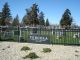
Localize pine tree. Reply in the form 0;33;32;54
22;9;31;25
60;9;73;28
12;15;19;26
45;19;49;26
1;2;12;26
0;12;1;25
30;3;39;26
0;12;1;18
5;17;12;26
39;12;45;25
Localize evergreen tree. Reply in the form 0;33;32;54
0;12;1;18
1;2;12;26
5;17;12;26
45;19;49;26
12;15;19;26
39;12;45;25
0;12;1;25
30;3;39;26
60;9;73;28
22;15;27;25
22;3;46;26
22;9;31;25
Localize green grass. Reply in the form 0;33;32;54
23;52;39;59
21;46;31;51
50;31;80;44
42;48;51;53
0;30;80;45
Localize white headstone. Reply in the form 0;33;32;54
73;33;80;38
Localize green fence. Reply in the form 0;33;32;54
0;26;80;45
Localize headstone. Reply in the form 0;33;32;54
73;33;80;38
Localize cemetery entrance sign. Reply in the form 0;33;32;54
28;27;50;44
29;34;50;44
30;34;48;42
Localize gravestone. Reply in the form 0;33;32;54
73;33;80;38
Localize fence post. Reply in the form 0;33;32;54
64;29;66;45
18;26;20;42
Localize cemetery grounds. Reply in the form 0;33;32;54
0;28;80;45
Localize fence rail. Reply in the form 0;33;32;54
0;26;80;45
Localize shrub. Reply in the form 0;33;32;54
21;46;31;51
75;50;79;53
42;48;51;53
23;52;39;59
20;37;26;42
2;48;5;50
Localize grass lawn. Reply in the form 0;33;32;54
0;29;80;45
